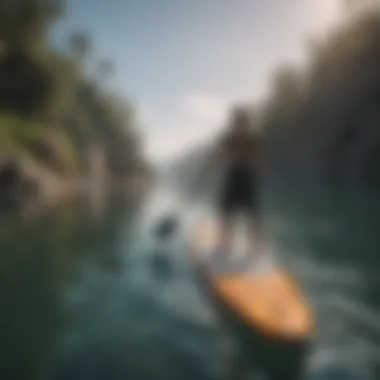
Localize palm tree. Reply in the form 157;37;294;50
69;31;92;63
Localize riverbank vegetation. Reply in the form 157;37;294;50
261;8;380;191
0;0;152;207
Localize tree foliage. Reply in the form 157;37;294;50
261;10;380;190
0;0;149;180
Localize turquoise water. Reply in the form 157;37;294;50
0;187;379;380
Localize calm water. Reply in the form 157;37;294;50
0;186;379;380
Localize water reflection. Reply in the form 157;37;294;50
0;186;379;380
0;193;141;380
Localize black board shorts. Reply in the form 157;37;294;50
219;163;259;218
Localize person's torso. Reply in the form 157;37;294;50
222;130;258;166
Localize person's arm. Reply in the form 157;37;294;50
196;145;221;182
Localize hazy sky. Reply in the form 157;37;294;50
52;0;344;163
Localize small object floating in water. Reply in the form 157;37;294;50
153;213;179;241
189;218;314;379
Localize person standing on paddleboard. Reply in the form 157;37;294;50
201;106;263;258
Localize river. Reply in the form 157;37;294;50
0;185;379;380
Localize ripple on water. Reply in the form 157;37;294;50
56;187;380;380
272;244;379;379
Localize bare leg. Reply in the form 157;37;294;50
218;214;233;258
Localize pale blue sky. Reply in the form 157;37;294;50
52;0;343;162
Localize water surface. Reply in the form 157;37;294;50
0;187;379;380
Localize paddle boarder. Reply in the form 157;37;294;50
201;106;263;259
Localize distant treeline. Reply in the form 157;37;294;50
0;0;150;191
260;9;380;191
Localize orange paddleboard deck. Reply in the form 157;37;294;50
190;219;314;344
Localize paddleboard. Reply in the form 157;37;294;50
190;218;314;342
190;219;314;378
